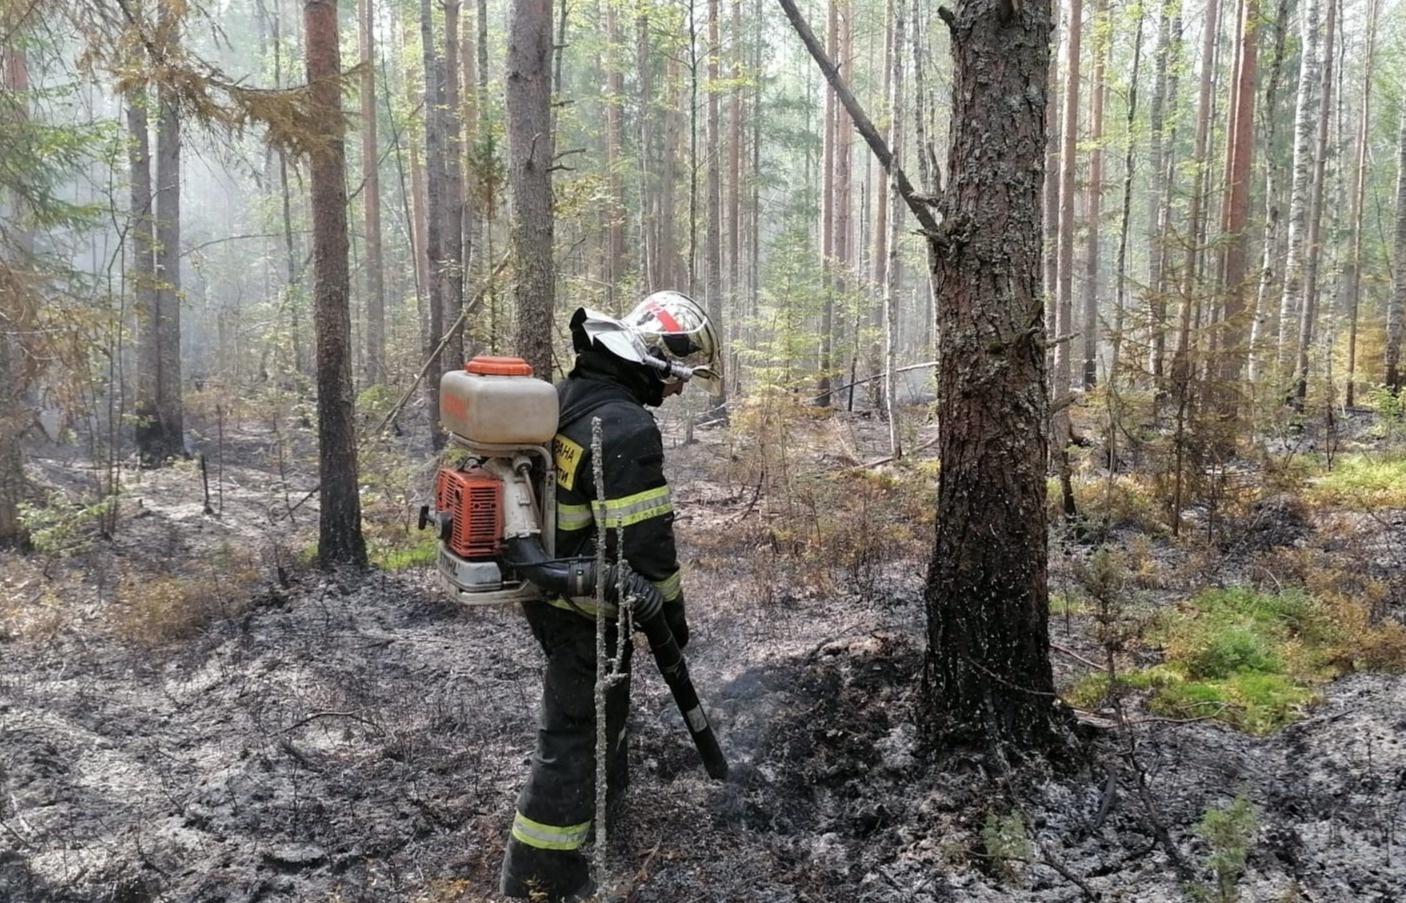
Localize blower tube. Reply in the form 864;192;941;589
503;536;729;781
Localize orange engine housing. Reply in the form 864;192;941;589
435;467;503;559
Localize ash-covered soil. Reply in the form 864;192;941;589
3;414;1405;902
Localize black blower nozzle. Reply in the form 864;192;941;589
503;537;729;781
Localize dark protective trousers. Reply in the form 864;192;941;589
500;600;633;901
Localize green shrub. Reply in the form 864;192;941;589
1192;795;1258;902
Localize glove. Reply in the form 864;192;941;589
663;597;689;650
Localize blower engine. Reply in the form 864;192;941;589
420;355;559;606
420;355;729;780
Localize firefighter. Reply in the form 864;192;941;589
499;291;720;902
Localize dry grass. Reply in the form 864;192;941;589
110;545;265;646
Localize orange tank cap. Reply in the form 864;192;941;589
465;355;534;377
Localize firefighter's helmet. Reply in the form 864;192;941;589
623;292;720;386
569;291;722;393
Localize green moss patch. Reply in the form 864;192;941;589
369;531;439;571
1064;588;1378;735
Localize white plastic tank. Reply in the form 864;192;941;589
440;356;559;445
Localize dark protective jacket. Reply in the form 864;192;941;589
548;350;684;613
501;350;686;898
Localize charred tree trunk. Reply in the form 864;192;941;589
507;0;556;378
305;0;368;567
779;0;1064;751
924;0;1067;752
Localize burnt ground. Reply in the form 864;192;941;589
2;408;1405;902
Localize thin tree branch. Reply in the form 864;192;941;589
775;0;942;236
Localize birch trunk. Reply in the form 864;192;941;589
1276;0;1321;383
1292;0;1335;406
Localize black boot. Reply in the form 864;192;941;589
499;838;594;902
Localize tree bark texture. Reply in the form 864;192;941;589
1051;0;1081;409
144;11;186;466
881;0;904;460
507;0;557;379
1293;0;1335;406
1276;0;1320;382
1081;0;1107;390
360;0;386;384
705;0;727;403
923;0;1066;751
605;0;624;305
1143;0;1171;384
817;0;837;405
1343;0;1380;406
1171;0;1221;390
305;0;368;567
419;0;447;445
0;34;31;545
1213;0;1258;408
442;0;467;367
1387;105;1406;393
1247;0;1291;386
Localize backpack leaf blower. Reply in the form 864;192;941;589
419;355;729;781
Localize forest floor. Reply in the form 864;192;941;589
2;392;1405;902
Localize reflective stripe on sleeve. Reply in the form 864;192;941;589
556;502;594;532
597;486;673;529
511;812;592;851
651;569;683;602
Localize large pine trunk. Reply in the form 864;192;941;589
507;0;556;378
1213;0;1258;412
144;34;186;466
923;0;1066;752
305;0;368;567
